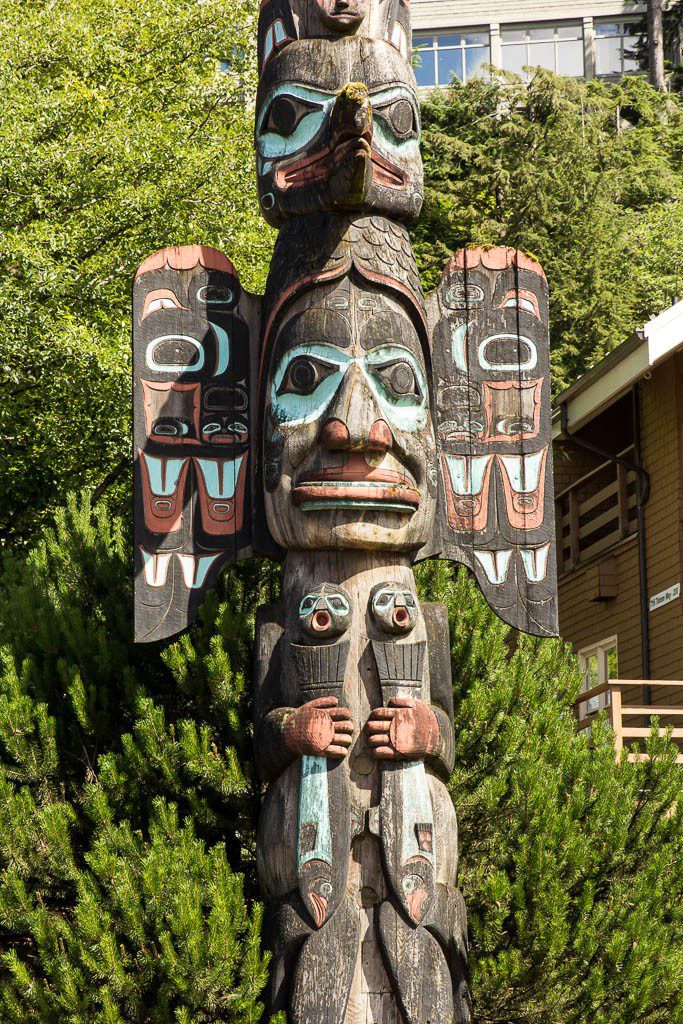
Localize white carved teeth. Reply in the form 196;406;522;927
498;448;546;492
141;550;172;588
473;549;512;585
443;454;493;496
176;553;221;589
520;543;550;583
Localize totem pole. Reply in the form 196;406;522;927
133;2;558;1020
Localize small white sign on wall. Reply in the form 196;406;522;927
649;583;681;612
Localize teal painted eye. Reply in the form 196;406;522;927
277;355;337;397
371;360;422;402
374;592;393;610
299;595;317;615
327;595;350;613
264;94;320;137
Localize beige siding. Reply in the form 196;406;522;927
559;537;643;678
412;0;646;30
641;356;683;684
556;356;683;682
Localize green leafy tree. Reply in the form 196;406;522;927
0;0;274;548
412;72;683;394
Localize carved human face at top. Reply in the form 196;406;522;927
255;37;422;226
263;279;437;553
316;0;369;31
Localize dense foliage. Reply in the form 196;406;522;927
412;72;683;394
0;499;681;1022
0;0;273;547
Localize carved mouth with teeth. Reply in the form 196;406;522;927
292;456;420;513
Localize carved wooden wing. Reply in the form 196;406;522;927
427;247;558;637
133;245;259;642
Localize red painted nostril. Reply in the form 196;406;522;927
393;607;409;627
312;610;332;632
368;420;393;452
320;419;351;450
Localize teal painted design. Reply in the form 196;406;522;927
400;761;434;867
300;500;417;513
195;456;244;499
209;322;230;376
371;85;421;156
256;84;334;160
256;83;420;163
142;453;188;495
298;755;332;868
270;343;427;432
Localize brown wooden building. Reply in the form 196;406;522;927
552;300;683;758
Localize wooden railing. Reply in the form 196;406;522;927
573;680;683;762
555;445;638;573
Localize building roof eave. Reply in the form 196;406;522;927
552;299;683;439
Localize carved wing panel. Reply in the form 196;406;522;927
427;247;558;637
133;245;260;642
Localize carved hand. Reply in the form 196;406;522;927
284;697;354;758
366;698;439;760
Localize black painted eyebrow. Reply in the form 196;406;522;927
275;307;353;350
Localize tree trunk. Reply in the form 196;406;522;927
648;0;667;90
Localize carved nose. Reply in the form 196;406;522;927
320;418;393;453
331;82;372;138
367;419;393;452
320;419;351;451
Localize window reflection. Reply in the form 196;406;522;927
413;30;490;86
501;22;584;79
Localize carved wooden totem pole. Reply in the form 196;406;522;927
133;2;558;1020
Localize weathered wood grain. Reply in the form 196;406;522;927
426;245;559;637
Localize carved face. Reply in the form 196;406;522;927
370;581;417;634
316;0;369;31
263;278;437;553
258;0;411;71
298;583;352;638
255;37;422;226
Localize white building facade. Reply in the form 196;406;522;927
411;0;651;86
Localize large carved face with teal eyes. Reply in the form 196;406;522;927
263;278;438;553
255;37;422;226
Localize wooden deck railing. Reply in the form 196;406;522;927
555;445;638;573
573;680;683;762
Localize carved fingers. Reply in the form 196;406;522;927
284;696;354;759
366;698;439;760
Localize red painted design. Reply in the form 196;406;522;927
138;451;190;534
447;246;547;282
482;379;542;442
141;381;201;445
283;697;354;758
293;454;420;508
499;287;541;319
498;447;548;529
135;245;236;278
441;453;493;534
194;456;248;536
